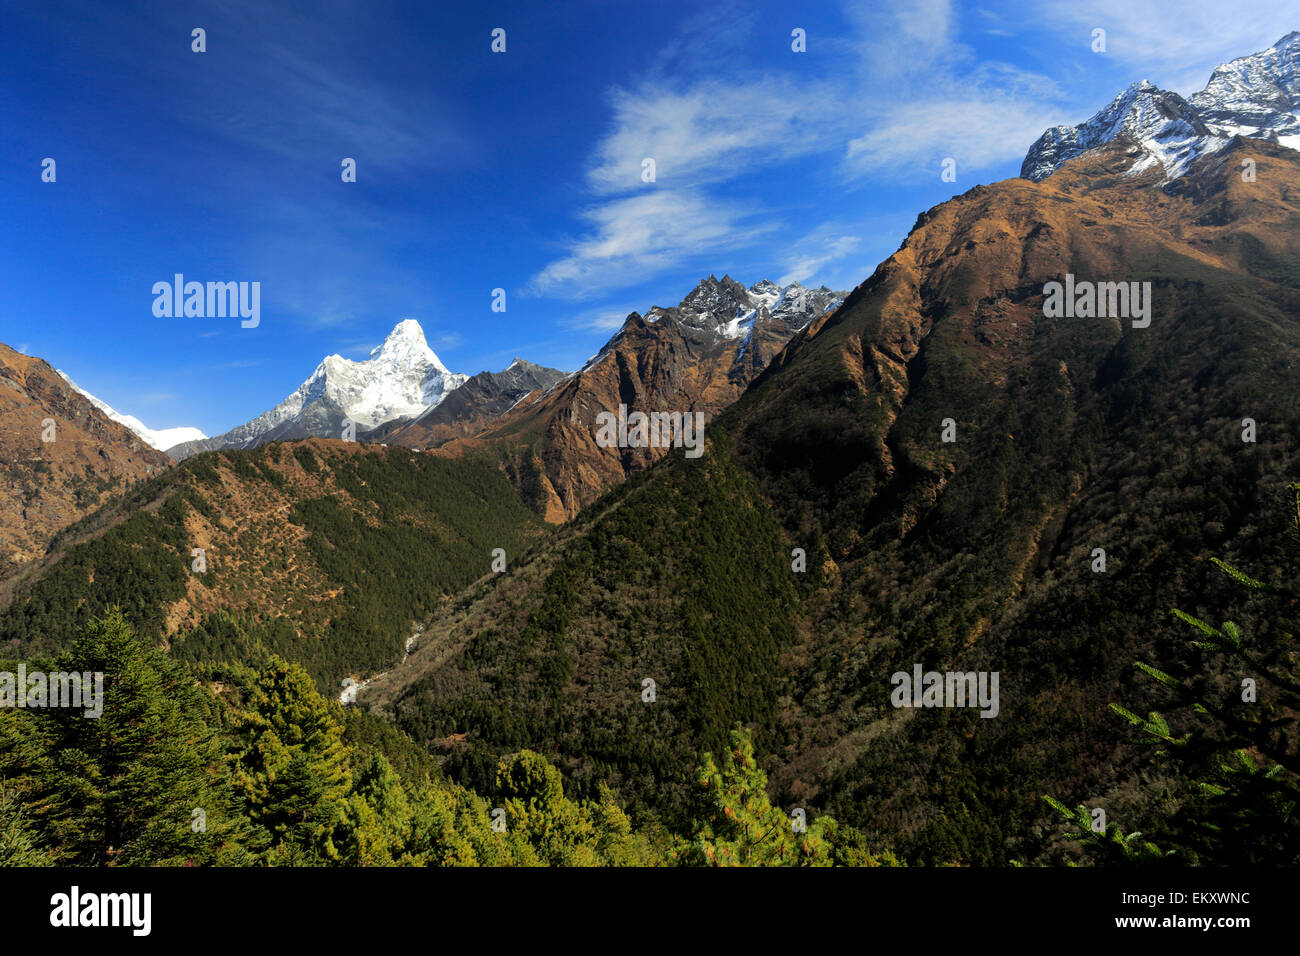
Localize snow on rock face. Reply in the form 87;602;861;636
574;276;845;378
56;371;207;451
322;318;466;428
238;319;468;437
669;274;843;341
748;279;782;310
1022;81;1220;183
1022;32;1300;184
1191;31;1300;144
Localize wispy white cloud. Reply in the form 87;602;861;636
527;189;775;298
198;36;471;178
643;1;765;77
1024;0;1298;94
531;0;1069;299
527;67;837;298
62;0;474;183
778;229;862;286
776;209;924;291
429;332;464;352
586;77;837;194
846;93;1062;178
842;0;960;83
534;0;1296;303
561;305;640;334
523;1;865;300
839;2;1065;178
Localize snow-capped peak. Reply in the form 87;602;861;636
574;275;848;379
676;277;842;340
56;371;206;451
1021;80;1214;182
368;318;449;372
1191;31;1300;149
290;320;467;430
182;319;470;452
1022;32;1300;184
747;279;783;311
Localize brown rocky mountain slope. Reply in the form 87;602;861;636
431;276;845;521
367;358;566;449
368;136;1300;857
0;342;170;585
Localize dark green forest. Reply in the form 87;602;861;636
0;609;886;866
0;443;543;688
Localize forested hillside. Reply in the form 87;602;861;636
4;139;1297;868
368;139;1300;864
0;439;545;688
0;610;890;866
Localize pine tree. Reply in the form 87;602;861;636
333;753;412;865
38;609;251;865
403;779;540;867
676;724;874;866
0;782;51;866
228;656;353;863
1046;482;1300;864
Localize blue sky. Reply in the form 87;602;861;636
1;0;1295;435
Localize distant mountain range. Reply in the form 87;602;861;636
2;29;1299;868
57;24;1300;474
2;270;843;565
40;31;1300;467
167;320;473;459
367;358;568;449
1022;31;1300;183
430;275;846;520
167;276;842;505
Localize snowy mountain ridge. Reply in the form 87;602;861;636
1023;32;1300;183
56;371;207;452
261;318;467;432
167;319;468;459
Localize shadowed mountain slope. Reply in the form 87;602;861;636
369;138;1300;858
